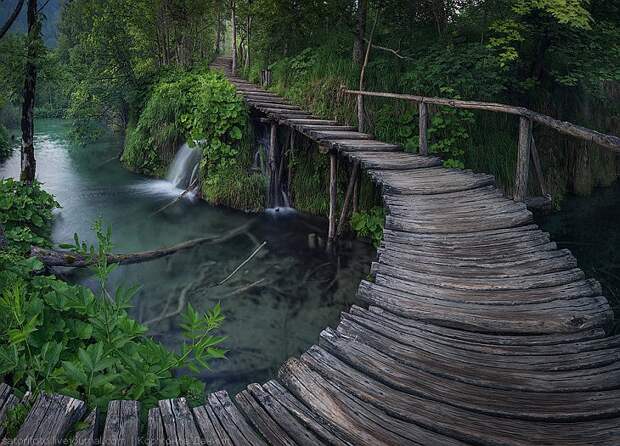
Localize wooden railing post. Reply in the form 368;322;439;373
327;153;338;250
419;102;428;155
357;94;365;133
514;117;532;202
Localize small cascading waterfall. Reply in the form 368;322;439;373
167;143;202;190
254;124;293;211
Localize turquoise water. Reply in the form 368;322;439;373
536;184;620;332
0;120;374;394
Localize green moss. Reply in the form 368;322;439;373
202;166;267;212
290;146;330;216
121;123;170;177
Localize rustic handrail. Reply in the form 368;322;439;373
342;88;620;153
342;87;620;203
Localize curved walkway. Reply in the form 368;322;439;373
2;58;619;445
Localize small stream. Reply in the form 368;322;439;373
0;120;374;394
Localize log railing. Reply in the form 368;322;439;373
341;88;620;202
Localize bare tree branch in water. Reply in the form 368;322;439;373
31;221;255;268
144;240;268;326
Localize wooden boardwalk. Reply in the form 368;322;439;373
1;58;619;445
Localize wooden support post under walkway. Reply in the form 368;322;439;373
327;153;338;250
268;121;278;209
337;160;360;237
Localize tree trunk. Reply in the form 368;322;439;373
231;0;237;75
216;11;222;54
20;0;38;184
352;0;367;65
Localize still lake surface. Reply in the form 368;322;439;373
0;120;374;394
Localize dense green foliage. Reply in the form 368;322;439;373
238;0;619;201
351;207;385;248
121;68;266;210
0;180;59;253
0;181;226;413
57;0;224;140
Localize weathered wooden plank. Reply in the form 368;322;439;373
358;277;612;334
378;248;578;279
302;345;620;446
333;318;620;392
279;358;465;446
343;151;442;170
285;118;338;125
147;407;165;446
327;139;402;152
235;390;297;446
0;384;18;440
245;384;324;446
371;261;588;292
369;167;496;195
207;391;267;446
14;393;86;446
385;211;533;234
373;273;600;306
345;306;620;358
74;409;99;446
319;330;620;421
193;404;233;446
158;398;203;446
102;400;140;446
262;381;352;446
364;305;607;346
308;130;373;141
247;102;302;110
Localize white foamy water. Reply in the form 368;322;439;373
167;143;202;189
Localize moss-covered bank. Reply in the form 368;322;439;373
121;68;266;212
121;67;382;231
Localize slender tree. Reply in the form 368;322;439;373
353;0;368;65
20;0;40;183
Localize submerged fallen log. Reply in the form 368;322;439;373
31;221;255;268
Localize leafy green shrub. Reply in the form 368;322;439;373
0;221;225;411
0;179;60;252
397;90;475;168
0;126;12;160
122;69;248;176
351;207;385;248
122;69;266;209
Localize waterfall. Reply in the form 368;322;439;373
255;124;293;212
167;143;202;190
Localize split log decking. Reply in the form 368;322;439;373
1;58;619;445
